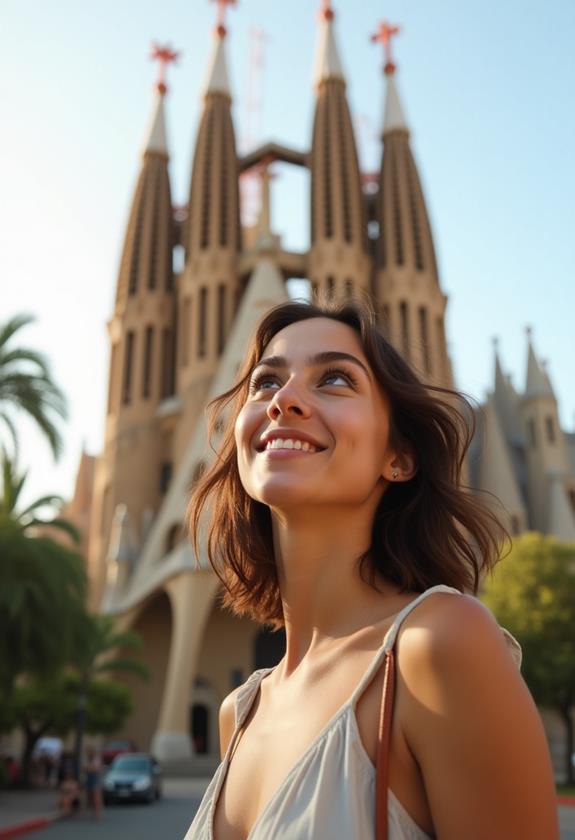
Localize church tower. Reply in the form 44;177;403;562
309;2;370;300
520;329;575;534
372;23;452;388
176;6;242;460
89;48;177;605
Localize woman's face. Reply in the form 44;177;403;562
235;317;397;513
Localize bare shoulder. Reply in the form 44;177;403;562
394;591;559;839
399;590;509;666
218;685;243;759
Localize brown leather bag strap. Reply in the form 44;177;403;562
375;647;396;840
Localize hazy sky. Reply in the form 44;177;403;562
2;0;574;506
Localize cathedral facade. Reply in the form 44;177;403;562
80;6;575;771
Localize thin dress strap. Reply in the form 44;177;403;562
350;584;462;708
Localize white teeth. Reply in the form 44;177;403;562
265;438;318;452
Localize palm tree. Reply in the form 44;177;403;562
0;452;86;695
0;314;67;459
70;613;149;771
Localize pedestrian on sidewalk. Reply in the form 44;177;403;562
84;746;104;820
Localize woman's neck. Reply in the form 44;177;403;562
271;508;397;675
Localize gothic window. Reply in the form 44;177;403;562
418;306;431;374
198;287;208;359
391;146;404;266
323;100;333;239
399;301;410;359
336;95;352;243
161;328;173;398
200;108;215;250
142;326;154;399
220;112;228;247
217;284;226;356
122;331;135;405
545;416;555;444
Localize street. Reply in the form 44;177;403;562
39;779;208;840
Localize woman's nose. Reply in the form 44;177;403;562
266;381;311;421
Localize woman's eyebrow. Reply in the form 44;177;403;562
252;351;370;377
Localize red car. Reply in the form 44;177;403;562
101;739;138;766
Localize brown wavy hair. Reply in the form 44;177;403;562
188;299;506;627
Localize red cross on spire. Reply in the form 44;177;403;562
150;43;180;95
212;0;237;38
370;20;401;75
318;0;335;22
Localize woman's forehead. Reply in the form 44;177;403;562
261;317;366;361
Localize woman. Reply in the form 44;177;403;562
84;746;103;820
184;300;558;839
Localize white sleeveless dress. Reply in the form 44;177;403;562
183;584;522;839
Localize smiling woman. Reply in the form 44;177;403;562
184;300;558;840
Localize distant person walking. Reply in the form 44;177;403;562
84;746;104;820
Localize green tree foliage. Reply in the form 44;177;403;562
0;453;85;694
0;314;67;459
5;674;133;783
481;532;575;784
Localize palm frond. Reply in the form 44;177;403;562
0;412;19;460
25;516;81;545
0;315;35;349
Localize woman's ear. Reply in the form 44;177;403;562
382;447;418;483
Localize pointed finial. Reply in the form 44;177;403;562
525;324;533;340
492;336;499;350
371;20;401;75
150;43;180;95
319;0;335;22
212;0;237;38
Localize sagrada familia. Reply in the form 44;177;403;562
65;2;574;773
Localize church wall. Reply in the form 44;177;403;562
114;591;173;751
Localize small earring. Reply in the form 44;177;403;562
392;471;398;479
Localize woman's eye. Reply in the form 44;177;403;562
320;368;356;388
249;374;280;393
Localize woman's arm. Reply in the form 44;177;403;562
399;594;559;840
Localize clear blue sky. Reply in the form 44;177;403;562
2;0;574;506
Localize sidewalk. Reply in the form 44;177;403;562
0;788;62;839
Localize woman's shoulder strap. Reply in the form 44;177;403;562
382;584;462;653
233;667;275;728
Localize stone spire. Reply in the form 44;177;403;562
143;91;168;156
309;2;370;301
492;337;523;443
184;17;241;258
175;5;242;463
372;21;452;387
477;396;528;535
89;48;178;607
524;327;555;400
